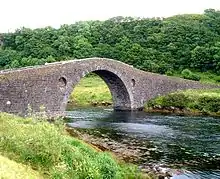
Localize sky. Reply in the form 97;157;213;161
0;0;220;32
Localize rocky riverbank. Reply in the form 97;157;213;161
65;126;184;178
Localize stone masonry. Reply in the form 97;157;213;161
0;58;219;116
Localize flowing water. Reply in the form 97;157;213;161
66;108;220;179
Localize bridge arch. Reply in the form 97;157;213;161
61;68;134;112
1;57;218;117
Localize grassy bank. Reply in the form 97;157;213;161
68;75;112;107
68;75;220;116
0;113;147;179
0;155;43;179
145;89;220;116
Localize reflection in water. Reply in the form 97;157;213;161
66;108;220;179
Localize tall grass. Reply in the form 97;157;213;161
0;113;147;179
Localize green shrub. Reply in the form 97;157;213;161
214;76;220;83
165;70;174;76
146;93;191;109
196;96;220;112
181;69;201;81
190;73;201;81
146;96;163;108
181;69;191;77
161;93;190;109
145;89;220;115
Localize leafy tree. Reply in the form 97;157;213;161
1;9;220;77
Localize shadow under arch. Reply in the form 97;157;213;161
93;70;131;110
64;69;132;111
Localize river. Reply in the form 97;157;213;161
66;107;220;179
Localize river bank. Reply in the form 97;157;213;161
144;89;220;117
65;126;180;178
66;108;220;178
0;113;149;179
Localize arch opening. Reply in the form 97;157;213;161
59;77;67;87
66;70;132;111
94;70;132;110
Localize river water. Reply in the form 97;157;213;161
66;108;220;179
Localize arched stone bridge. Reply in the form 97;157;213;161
0;58;219;116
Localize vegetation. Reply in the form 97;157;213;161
68;75;112;108
180;71;220;84
181;69;201;81
0;155;43;179
0;113;146;179
145;89;220;116
0;9;220;78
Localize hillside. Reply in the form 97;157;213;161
0;9;220;77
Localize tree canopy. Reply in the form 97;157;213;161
1;9;220;75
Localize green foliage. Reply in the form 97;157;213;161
146;89;220;115
196;96;220;112
1;9;220;74
181;69;201;81
214;76;220;82
0;113;143;179
147;93;191;109
189;71;220;84
0;48;22;68
165;70;174;76
181;69;192;77
161;93;190;109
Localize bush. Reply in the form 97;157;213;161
196;96;220;112
161;93;190;109
181;69;191;76
181;69;201;81
146;93;191;110
165;70;174;76
214;76;220;83
145;89;220;115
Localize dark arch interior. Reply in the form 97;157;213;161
93;70;131;110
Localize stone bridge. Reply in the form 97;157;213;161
0;58;219;116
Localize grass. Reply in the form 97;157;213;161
145;89;220;116
172;70;220;84
182;88;220;98
0;113;148;179
69;75;112;107
0;155;43;179
193;71;219;84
